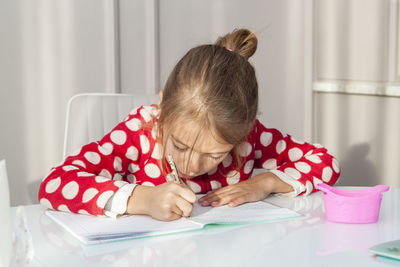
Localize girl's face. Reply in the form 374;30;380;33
164;121;234;179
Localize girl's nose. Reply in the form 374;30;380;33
187;152;202;175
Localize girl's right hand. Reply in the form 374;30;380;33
126;182;196;221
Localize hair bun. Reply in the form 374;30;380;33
215;28;258;60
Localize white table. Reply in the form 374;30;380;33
11;187;400;267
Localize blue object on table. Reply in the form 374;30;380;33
370;239;400;261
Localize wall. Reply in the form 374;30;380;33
1;0;313;205
313;0;400;187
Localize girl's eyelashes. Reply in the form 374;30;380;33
208;155;223;161
173;143;187;152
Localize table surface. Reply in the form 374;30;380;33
10;187;400;267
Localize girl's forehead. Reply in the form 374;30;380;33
170;121;233;153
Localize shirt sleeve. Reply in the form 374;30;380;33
38;108;145;216
253;120;341;196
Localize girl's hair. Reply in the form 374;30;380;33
157;28;258;175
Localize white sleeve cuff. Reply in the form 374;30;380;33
104;183;137;218
269;170;305;197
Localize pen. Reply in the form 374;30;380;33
167;154;186;186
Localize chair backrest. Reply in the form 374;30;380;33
63;93;159;158
0;160;12;267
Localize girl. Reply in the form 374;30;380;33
38;29;340;221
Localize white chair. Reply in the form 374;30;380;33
0;160;12;267
63;93;159;158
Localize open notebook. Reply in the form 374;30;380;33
45;199;301;245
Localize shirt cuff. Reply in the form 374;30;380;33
104;183;136;218
268;170;305;197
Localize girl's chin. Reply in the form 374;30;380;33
178;171;194;179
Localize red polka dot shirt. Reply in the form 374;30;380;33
38;105;340;216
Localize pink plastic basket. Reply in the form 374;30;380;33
316;184;390;224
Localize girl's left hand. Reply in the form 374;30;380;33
198;172;293;207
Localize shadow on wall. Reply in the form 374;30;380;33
337;143;378;186
28;180;42;204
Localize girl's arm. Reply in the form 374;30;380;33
38;107;144;216
199;120;340;207
252;119;341;196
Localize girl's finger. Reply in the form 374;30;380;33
227;195;248;207
210;193;240;207
175;196;194;217
199;187;233;204
177;186;196;204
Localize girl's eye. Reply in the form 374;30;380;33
173;144;187;152
208;155;223;161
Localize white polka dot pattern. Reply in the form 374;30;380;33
128;163;139;173
78;209;90;215
96;191;114;209
62;165;79;172
72;160;86;168
332;158;340;173
84;152;101;165
238;142;252;157
125;118;142;131
99;169;112;179
226;171;240;184
77;172;93;177
151;143;162;159
62;181;79;200
276;140;286;154
306;154;322;164
45;177;61;194
142;181;155;187
82;188;99;203
140;135;150;154
114;181;126;188
58;205;70;212
244;160;254;174
187;180;201;193
295;162;311;173
260;132;273;147
99;142;113;155
210;180;221;190
144;163;160;178
322;167;333;182
95;176;109;183
114;157;122;172
305;181;313;195
114;173;123;180
288;148;303;162
255;150;262;159
127;174;136;183
140;109;152;122
40;198;53;209
222;154;232;167
262;159;277;170
126;146;139;161
313;177;323;188
110;130;127;145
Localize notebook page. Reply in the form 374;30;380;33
45;210;202;244
189;201;300;225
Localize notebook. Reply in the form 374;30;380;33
45;199;301;245
370;239;400;261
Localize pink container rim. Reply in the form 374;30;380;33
317;184;390;199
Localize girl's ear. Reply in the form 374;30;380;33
158;90;164;106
